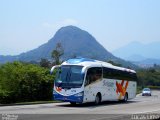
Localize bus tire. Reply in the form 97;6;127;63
123;93;128;102
70;102;76;105
95;93;101;105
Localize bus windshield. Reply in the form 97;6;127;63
55;65;84;88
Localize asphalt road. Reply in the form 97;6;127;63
0;90;160;120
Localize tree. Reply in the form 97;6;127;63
51;43;64;65
71;53;77;58
40;58;50;68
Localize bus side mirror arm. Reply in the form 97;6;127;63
50;65;60;74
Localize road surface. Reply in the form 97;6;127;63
0;90;160;120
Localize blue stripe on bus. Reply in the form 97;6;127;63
66;58;95;64
53;93;83;103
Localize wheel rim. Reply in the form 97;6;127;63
95;95;100;104
124;94;128;101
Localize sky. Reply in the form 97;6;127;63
1;0;160;55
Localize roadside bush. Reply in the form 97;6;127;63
137;68;160;88
0;61;54;104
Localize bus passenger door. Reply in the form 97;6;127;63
83;67;102;103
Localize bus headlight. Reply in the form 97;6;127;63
74;92;83;97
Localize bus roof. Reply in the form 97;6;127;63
61;58;136;73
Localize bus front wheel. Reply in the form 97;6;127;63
70;102;76;105
95;93;101;105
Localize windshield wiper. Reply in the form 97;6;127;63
65;67;72;82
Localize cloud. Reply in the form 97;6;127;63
42;19;78;29
42;22;55;28
60;19;78;26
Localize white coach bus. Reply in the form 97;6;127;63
51;58;137;105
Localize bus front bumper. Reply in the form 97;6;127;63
53;92;84;103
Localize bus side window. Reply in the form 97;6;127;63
85;67;102;86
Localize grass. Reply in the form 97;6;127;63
137;86;143;94
0;100;61;106
147;85;160;90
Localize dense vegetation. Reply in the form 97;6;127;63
137;65;160;88
0;61;54;104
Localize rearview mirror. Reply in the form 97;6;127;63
50;65;60;74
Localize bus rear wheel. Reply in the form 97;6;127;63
123;93;128;102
